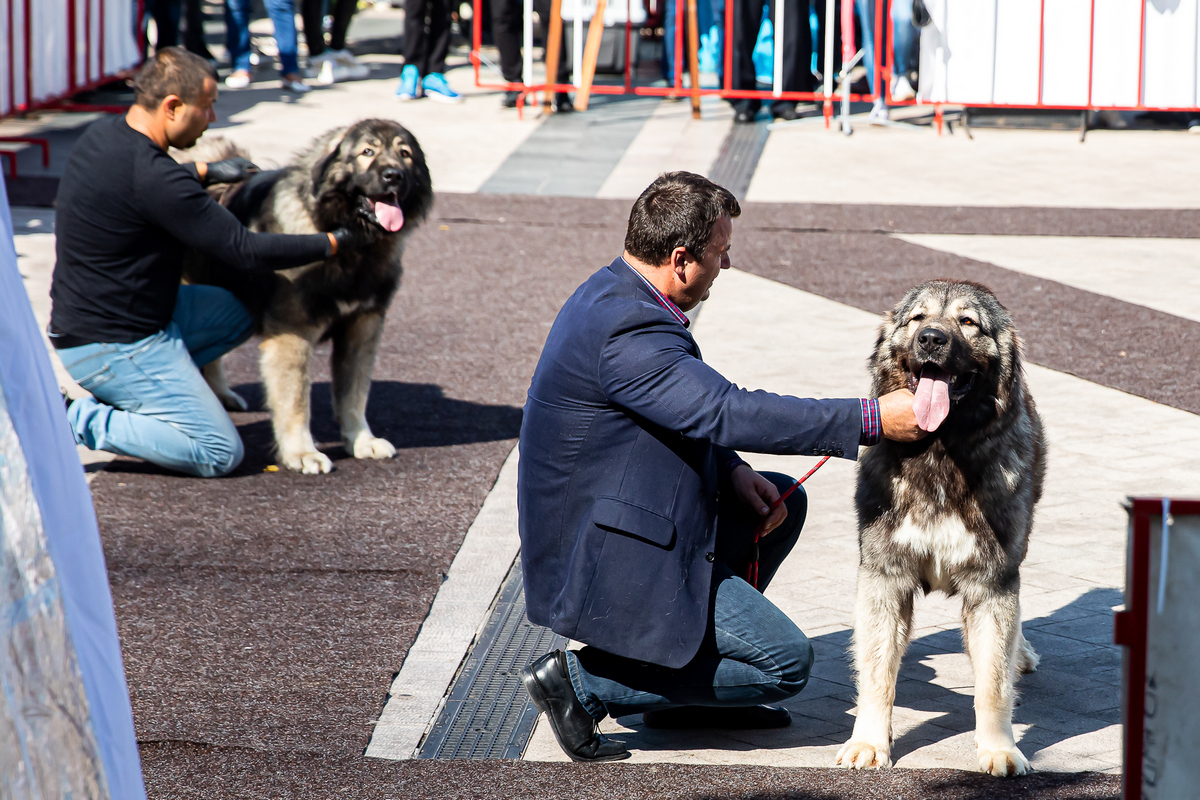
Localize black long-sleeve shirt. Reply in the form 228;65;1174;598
49;116;330;344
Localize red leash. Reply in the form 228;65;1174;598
746;456;831;590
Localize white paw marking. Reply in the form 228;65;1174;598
977;744;1030;777
352;436;396;460
1018;639;1041;674
282;450;333;474
835;740;892;770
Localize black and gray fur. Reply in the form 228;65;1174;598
836;280;1047;778
179;119;433;473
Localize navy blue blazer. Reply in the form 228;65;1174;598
518;258;863;668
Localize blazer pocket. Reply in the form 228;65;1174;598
592;496;676;548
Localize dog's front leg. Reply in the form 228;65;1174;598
332;312;396;461
836;566;914;769
261;331;332;474
201;358;249;412
962;588;1029;778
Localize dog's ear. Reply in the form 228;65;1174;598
310;129;351;196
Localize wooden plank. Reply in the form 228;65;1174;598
574;0;608;112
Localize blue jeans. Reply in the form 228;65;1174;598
855;0;919;94
567;473;814;719
224;0;300;75
60;286;254;478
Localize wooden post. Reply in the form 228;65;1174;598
543;0;563;112
574;0;608;112
686;0;701;119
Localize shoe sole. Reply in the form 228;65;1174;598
520;667;630;763
423;92;462;104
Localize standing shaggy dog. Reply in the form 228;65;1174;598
836;280;1046;778
179;119;433;473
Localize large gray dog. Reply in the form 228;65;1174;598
178;119;433;474
837;280;1046;778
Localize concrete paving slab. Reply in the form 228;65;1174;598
748;124;1200;208
526;266;1200;773
895;234;1200;324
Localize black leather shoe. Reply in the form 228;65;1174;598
501;90;521;108
521;651;630;762
771;103;800;121
642;704;791;730
734;108;757;124
555;92;575;113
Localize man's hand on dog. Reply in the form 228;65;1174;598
879;389;928;442
731;465;788;533
329;224;383;255
201;157;259;185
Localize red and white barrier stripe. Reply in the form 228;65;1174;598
2;0;142;118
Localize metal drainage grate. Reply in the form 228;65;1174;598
708;120;770;200
418;558;566;759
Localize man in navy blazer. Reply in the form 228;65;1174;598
518;172;922;762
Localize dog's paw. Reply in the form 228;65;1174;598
217;390;249;412
352;436;396;460
282;450;334;474
1017;637;1040;674
835;740;891;769
977;744;1030;777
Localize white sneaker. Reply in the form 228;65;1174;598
331;49;370;79
282;74;311;93
225;70;251;89
891;75;916;101
868;98;889;125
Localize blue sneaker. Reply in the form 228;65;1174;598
396;64;421;100
421;72;462;104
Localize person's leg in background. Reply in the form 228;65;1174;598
306;0;370;82
223;0;254;87
261;0;310;91
534;0;574;110
729;0;763;122
399;0;430;99
890;0;917;100
855;0;891;122
61;286;254;479
146;0;182;52
302;0;328;59
183;0;215;60
770;0;811;120
490;0;526;106
419;0;462;101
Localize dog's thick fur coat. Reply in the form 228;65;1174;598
178;119;433;473
836;280;1046;778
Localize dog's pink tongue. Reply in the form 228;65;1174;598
913;368;951;431
374;199;405;232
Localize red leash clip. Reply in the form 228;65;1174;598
746;456;831;590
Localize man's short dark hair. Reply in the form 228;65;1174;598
624;172;741;266
133;47;218;110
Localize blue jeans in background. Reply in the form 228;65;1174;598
60;285;254;478
567;474;815;719
224;0;301;75
855;0;919;94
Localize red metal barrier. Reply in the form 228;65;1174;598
471;0;883;120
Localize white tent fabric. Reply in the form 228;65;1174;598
0;177;146;796
917;0;1200;110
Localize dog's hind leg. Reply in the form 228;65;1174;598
201;358;249;412
261;330;332;474
962;588;1030;778
331;312;396;461
836;566;915;770
1016;630;1040;674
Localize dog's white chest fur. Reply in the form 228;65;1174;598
892;513;979;590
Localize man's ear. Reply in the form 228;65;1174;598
669;246;691;278
162;95;185;121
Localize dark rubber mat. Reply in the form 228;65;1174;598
709;122;771;201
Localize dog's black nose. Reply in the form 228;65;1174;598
918;327;949;351
381;167;403;185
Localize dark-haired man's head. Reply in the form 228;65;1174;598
130;47;218;149
624;172;740;310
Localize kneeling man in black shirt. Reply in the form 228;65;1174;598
50;47;372;477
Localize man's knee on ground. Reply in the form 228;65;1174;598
193;432;244;478
775;628;815;696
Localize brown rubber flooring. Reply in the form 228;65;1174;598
91;193;1177;797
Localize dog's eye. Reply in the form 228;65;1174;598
361;148;374;157
960;317;975;327
910;314;925;323
400;145;413;158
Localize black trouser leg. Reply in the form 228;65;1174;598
404;0;431;73
182;0;212;56
533;0;573;85
405;0;451;75
490;0;524;81
147;0;181;48
328;0;358;51
301;0;326;56
731;0;811;114
425;0;452;74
